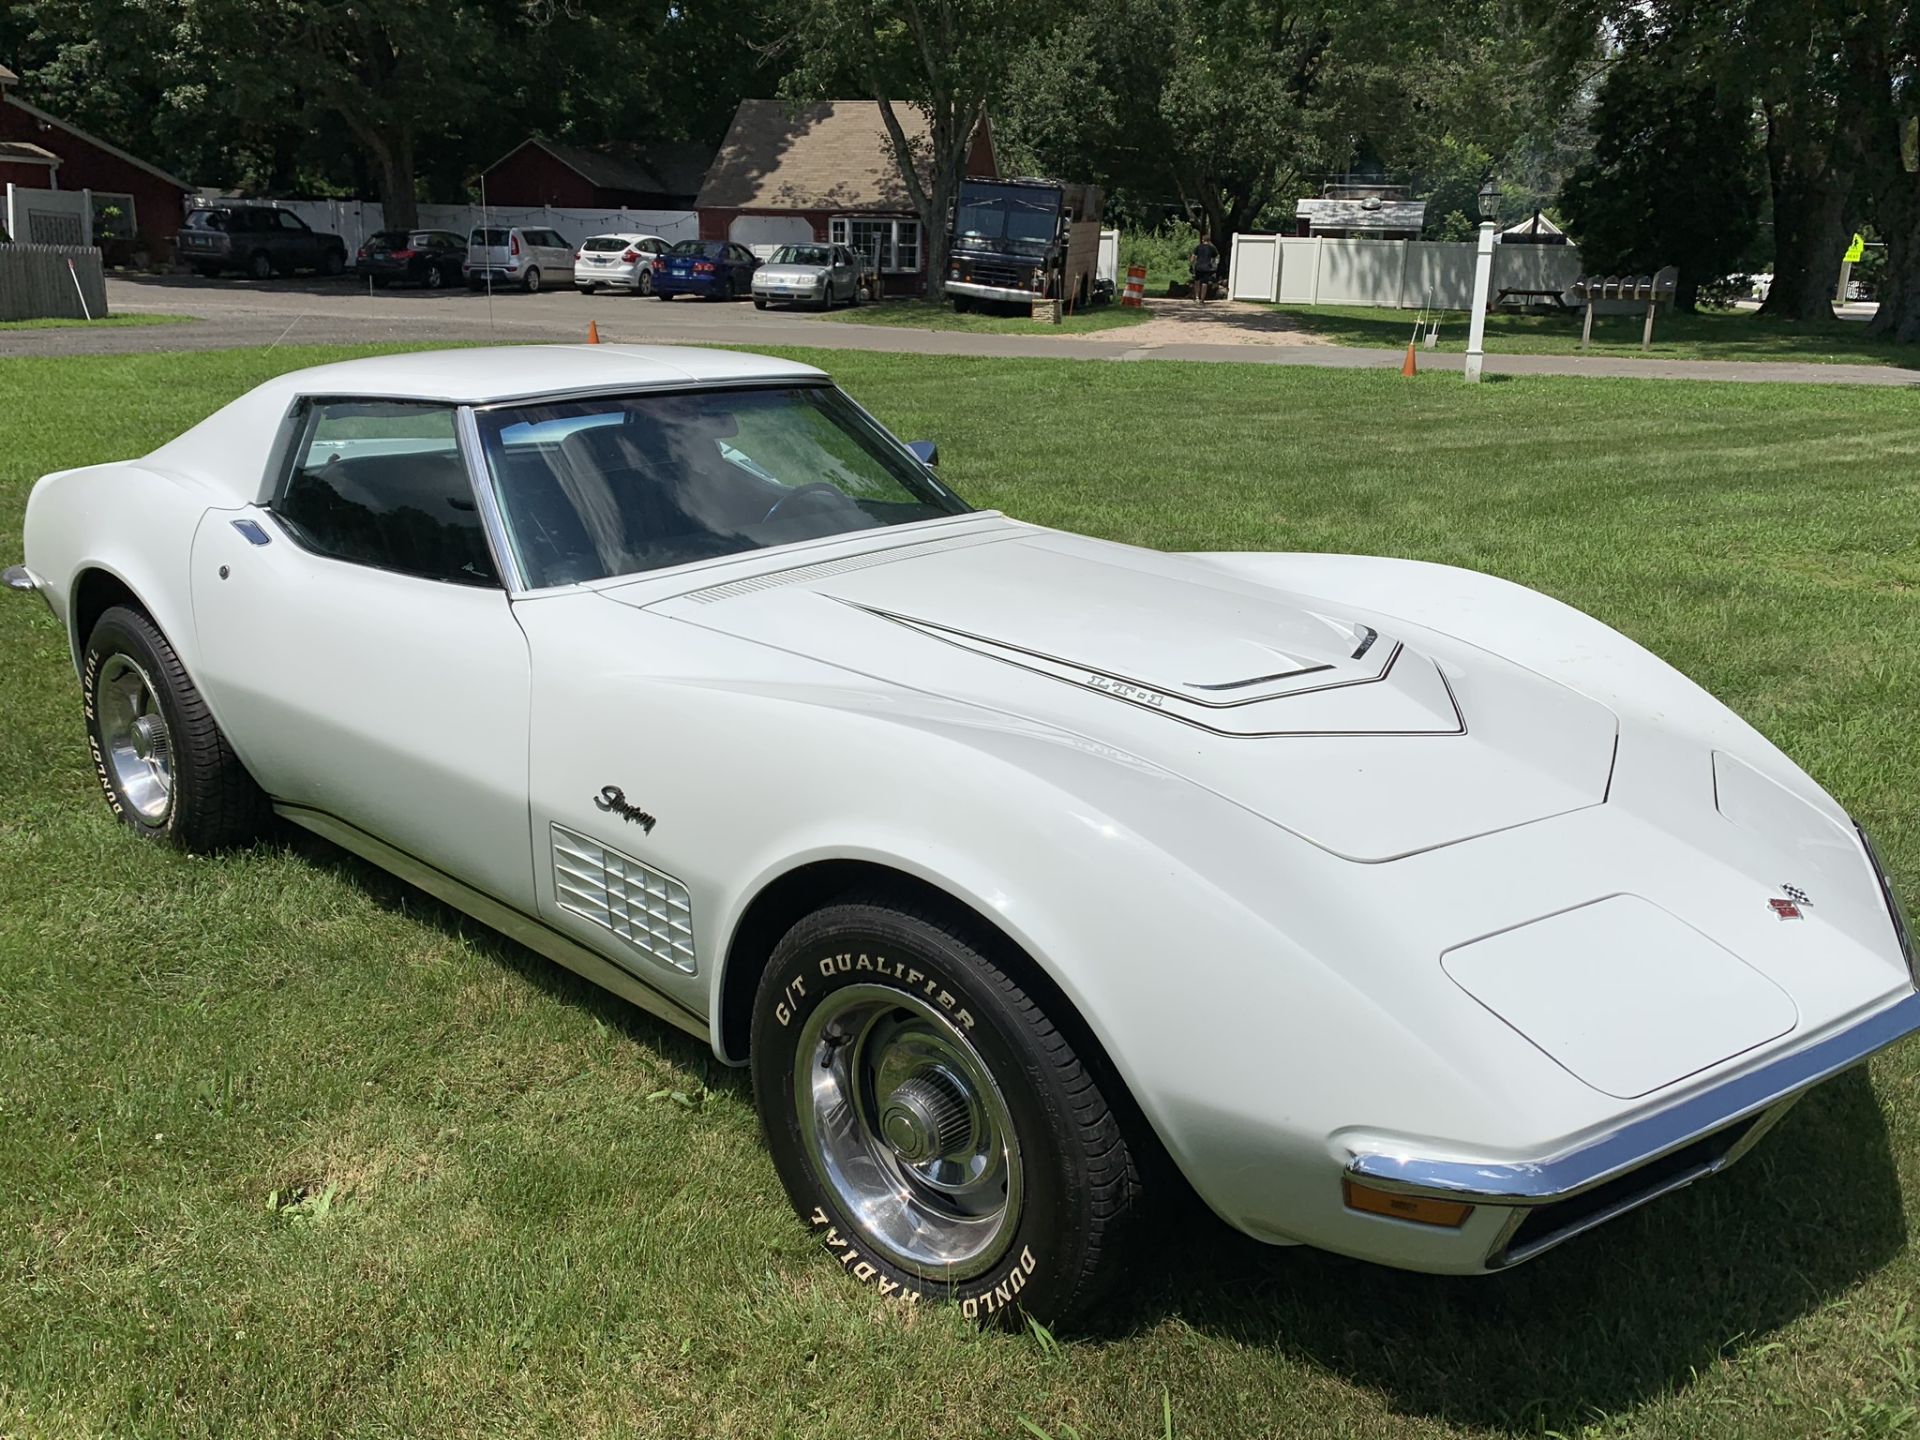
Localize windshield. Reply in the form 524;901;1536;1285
476;386;968;587
955;184;1060;254
771;245;832;266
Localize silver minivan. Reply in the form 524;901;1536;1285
464;226;575;293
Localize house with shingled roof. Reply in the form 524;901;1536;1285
696;99;997;296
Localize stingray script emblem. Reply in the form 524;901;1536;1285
594;785;657;833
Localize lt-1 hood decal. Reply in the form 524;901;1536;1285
837;601;1464;739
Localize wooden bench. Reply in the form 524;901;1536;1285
1568;267;1679;350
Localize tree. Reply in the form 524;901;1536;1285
776;0;1044;298
999;0;1562;255
1558;27;1765;311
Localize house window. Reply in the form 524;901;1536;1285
830;216;923;273
91;193;138;242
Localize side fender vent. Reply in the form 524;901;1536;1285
552;824;696;974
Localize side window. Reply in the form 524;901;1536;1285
275;210;309;232
273;400;498;586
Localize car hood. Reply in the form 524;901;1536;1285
634;526;1620;861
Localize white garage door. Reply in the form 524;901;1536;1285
729;215;817;255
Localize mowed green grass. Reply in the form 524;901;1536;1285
3;345;1919;1439
1273;303;1917;368
0;313;193;331
824;296;1150;334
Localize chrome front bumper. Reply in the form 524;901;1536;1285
946;280;1039;303
1346;990;1920;1265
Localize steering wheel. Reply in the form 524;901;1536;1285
763;482;846;524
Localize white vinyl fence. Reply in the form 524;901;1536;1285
190;197;701;263
1229;234;1581;309
0;243;109;321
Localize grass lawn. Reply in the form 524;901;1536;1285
3;344;1919;1439
1274;303;1918;368
0;312;193;331
823;296;1151;334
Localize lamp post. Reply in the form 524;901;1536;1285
1464;182;1500;384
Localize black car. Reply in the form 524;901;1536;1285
357;229;466;289
176;206;348;280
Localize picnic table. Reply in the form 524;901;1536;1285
1495;287;1575;313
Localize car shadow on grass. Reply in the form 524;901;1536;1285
282;825;747;1095
1107;1069;1905;1432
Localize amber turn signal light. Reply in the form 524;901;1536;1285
1343;1178;1474;1228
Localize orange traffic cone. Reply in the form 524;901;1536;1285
1401;338;1417;376
587;320;601;345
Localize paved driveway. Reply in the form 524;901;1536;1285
5;273;1916;387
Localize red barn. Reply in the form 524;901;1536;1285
480;137;712;210
696;100;997;296
0;64;193;260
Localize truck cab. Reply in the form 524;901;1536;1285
944;177;1103;312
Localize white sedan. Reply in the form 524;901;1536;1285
8;346;1916;1325
751;243;864;309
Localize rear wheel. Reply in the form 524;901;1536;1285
247;250;273;281
656;289;672;301
192;264;221;279
322;248;346;277
721;278;737;301
751;896;1149;1326
371;276;391;289
83;606;267;852
637;268;653;296
523;266;542;294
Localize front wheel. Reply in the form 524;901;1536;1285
83;606;267;851
951;296;973;314
751;897;1149;1326
425;265;445;290
247;250;273;281
754;297;768;310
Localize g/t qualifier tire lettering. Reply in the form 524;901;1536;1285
83;606;268;851
750;894;1151;1326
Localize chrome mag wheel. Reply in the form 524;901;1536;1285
95;653;173;823
795;983;1022;1280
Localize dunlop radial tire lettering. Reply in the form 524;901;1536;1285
84;606;269;851
750;894;1149;1327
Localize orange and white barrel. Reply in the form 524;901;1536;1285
1122;265;1146;307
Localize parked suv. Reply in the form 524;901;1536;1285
465;226;574;293
176;206;348;280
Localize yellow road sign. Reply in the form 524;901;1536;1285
1845;232;1866;263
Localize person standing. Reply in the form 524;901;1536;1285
1189;234;1220;303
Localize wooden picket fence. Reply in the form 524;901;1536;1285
0;243;110;322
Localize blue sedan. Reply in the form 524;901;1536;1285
654;240;760;301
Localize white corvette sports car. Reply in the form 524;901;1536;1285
9;346;1917;1324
